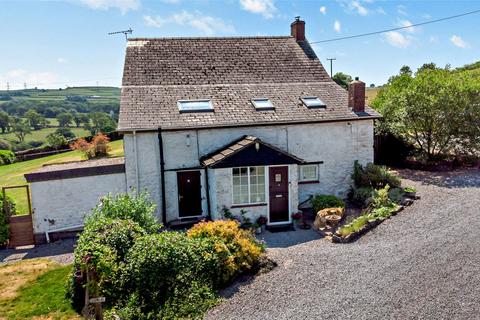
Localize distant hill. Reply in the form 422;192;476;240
0;86;120;105
456;61;480;72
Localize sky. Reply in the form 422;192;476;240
0;0;479;90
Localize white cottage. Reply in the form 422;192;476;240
25;18;380;242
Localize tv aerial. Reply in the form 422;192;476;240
108;28;133;41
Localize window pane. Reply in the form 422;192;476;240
178;100;213;112
300;165;318;181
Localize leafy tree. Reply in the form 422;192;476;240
56;112;74;127
332;72;353;89
373;66;480;160
45;133;68;149
55;127;76;139
417;62;437;73
399;65;412;76
24;109;47;130
0;111;9;133
74;113;89;127
86;112;116;135
12;120;31;142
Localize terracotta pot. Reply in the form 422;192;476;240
325;214;341;227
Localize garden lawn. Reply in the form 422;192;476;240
0;127;90;144
0;139;124;214
0;259;79;320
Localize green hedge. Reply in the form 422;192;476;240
312;194;345;213
0;150;15;166
0;193;15;246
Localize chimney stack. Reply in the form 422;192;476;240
291;16;305;41
348;77;365;113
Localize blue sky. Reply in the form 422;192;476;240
0;0;478;89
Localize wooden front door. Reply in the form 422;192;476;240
269;166;289;223
177;171;202;217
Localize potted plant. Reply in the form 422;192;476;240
256;216;268;232
292;212;302;226
403;186;417;198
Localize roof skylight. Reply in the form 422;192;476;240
301;96;326;108
251;98;274;110
178;99;214;113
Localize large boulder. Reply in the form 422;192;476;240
313;207;344;230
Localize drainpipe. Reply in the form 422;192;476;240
133;131;140;190
157;127;167;224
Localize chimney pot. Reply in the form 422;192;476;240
291;17;305;42
348;78;366;113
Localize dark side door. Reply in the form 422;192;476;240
269;166;289;223
177;171;202;217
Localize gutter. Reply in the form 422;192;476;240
157;127;167;224
204;167;211;221
133;131;140;190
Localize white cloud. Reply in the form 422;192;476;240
77;0;140;14
239;0;276;19
350;1;368;16
319;6;327;15
143;11;235;35
57;57;68;64
384;31;411;48
0;69;60;89
397;20;417;33
397;5;407;16
333;20;341;33
450;35;469;49
376;7;386;15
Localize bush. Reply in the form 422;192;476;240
70;133;110;159
388;187;405;204
55;127;76;139
312;195;345;213
349;187;374;207
46;133;68;149
88;192;160;233
12;142;31;151
28;140;44;148
0;139;11;150
352;161;401;189
0;193;16;246
187;220;265;283
0;150;15;166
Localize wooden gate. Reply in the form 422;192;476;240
3;186;34;248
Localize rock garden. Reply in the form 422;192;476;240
310;161;419;243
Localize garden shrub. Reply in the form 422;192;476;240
0;192;16;246
0;150;15;166
70;133;110;159
349;187;374;207
88;191;160;233
388;187;405;204
312;194;345;213
0;139;11;150
28;140;44;148
12;142;31;152
352;161;401;189
187;220;265;283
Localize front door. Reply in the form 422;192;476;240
177;171;202;217
269;166;289;223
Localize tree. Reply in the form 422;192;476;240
24;109;47;130
46;133;68;149
55;127;76;139
86;112;116;135
332;72;353;89
74;113;89;128
399;65;413;76
372;67;480;160
12;120;31;143
0;111;9;133
57;112;74;127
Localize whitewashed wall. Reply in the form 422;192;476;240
124;119;374;222
30;172;127;235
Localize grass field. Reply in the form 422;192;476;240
0;259;79;320
0;139;124;214
0;127;90;144
366;87;381;105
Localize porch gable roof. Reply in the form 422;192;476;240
201;135;305;169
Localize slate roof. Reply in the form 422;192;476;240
119;36;381;131
200;135;304;167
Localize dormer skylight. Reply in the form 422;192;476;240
177;99;214;113
251;98;274;110
301;96;326;108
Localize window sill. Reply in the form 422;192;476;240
298;180;320;185
231;203;267;208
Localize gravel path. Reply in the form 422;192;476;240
206;169;480;320
0;238;75;265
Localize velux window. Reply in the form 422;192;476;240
301;96;326;108
251;98;274;110
177;99;213;113
299;164;319;182
232;166;266;205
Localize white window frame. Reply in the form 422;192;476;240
299;164;319;182
177;99;214;113
251;98;275;110
231;166;266;205
301;96;326;108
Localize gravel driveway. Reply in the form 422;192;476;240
206;169;480;320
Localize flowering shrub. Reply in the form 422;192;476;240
187;220;265;283
70;133;111;159
291;212;302;220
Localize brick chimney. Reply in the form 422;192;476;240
348;77;365;113
291;16;305;41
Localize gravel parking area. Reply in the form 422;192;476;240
207;169;480;320
0;238;75;265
